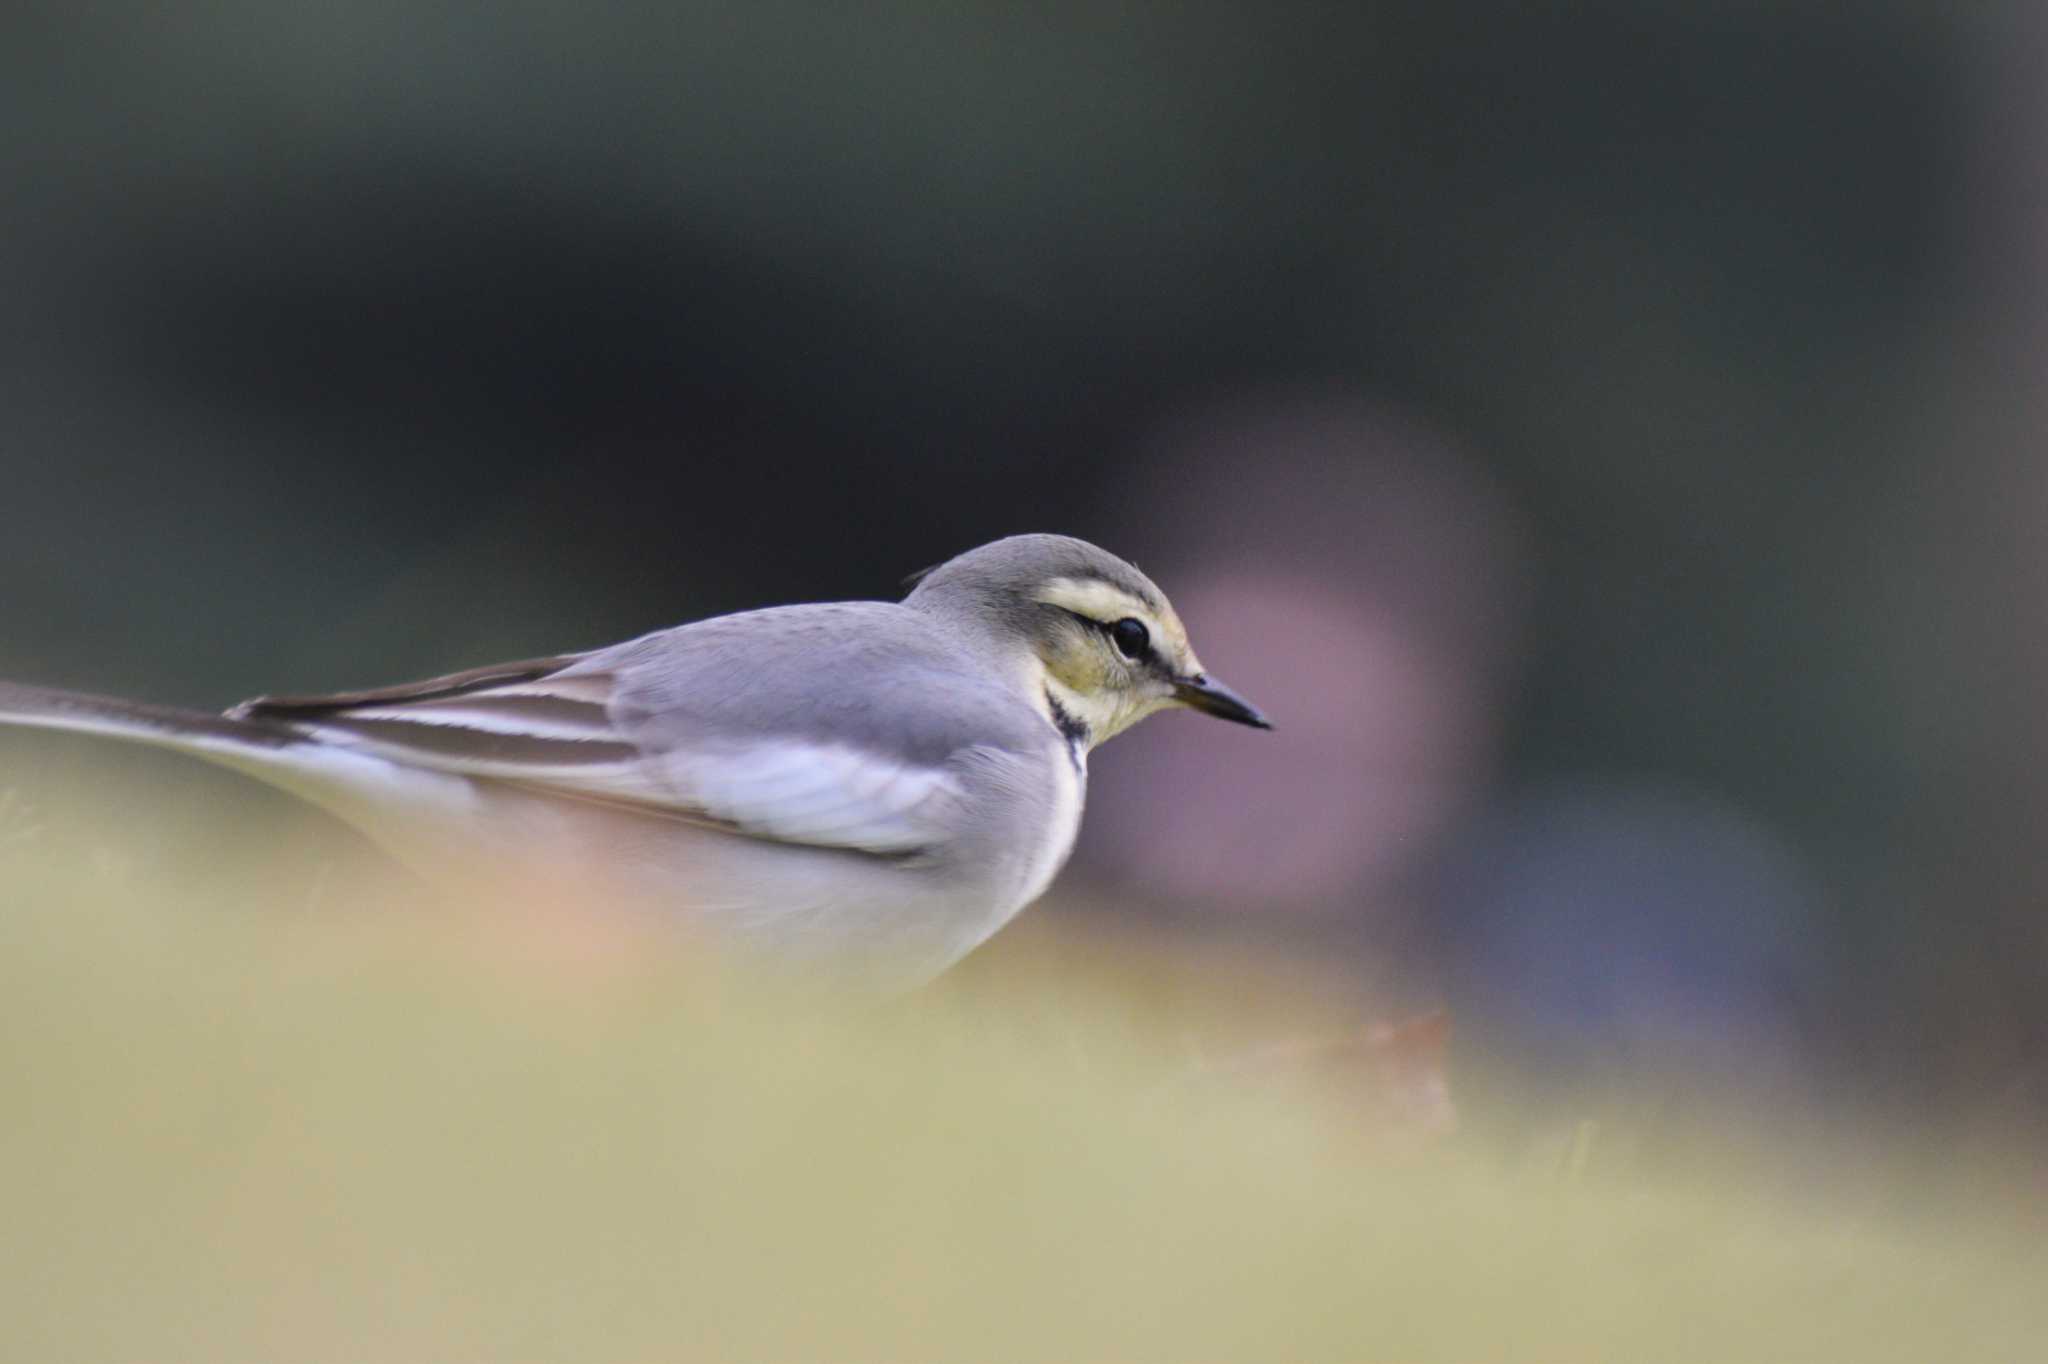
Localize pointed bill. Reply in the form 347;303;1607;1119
1172;673;1272;729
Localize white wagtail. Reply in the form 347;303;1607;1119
0;534;1268;986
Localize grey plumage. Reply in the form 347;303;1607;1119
0;533;1266;988
905;533;1168;627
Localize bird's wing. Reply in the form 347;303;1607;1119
231;640;980;857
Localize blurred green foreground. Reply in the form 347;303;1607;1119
2;821;2044;1362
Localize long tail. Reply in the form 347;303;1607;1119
0;678;505;884
0;679;306;767
0;676;451;854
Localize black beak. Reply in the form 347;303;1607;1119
1173;673;1273;730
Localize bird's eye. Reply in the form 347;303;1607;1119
1110;617;1151;660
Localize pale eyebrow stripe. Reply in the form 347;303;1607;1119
1036;576;1156;622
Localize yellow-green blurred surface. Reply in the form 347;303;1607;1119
2;837;2040;1363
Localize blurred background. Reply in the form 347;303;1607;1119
3;1;2045;1165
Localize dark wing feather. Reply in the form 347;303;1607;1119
226;651;643;769
229;653;585;717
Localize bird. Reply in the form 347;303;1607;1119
0;534;1269;988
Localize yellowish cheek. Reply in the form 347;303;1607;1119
1043;644;1112;695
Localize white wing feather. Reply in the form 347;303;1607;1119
276;676;966;856
650;741;962;852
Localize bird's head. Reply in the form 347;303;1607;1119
904;533;1271;749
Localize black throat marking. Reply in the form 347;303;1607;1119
1043;686;1090;770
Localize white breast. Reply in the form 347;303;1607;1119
1013;740;1086;912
